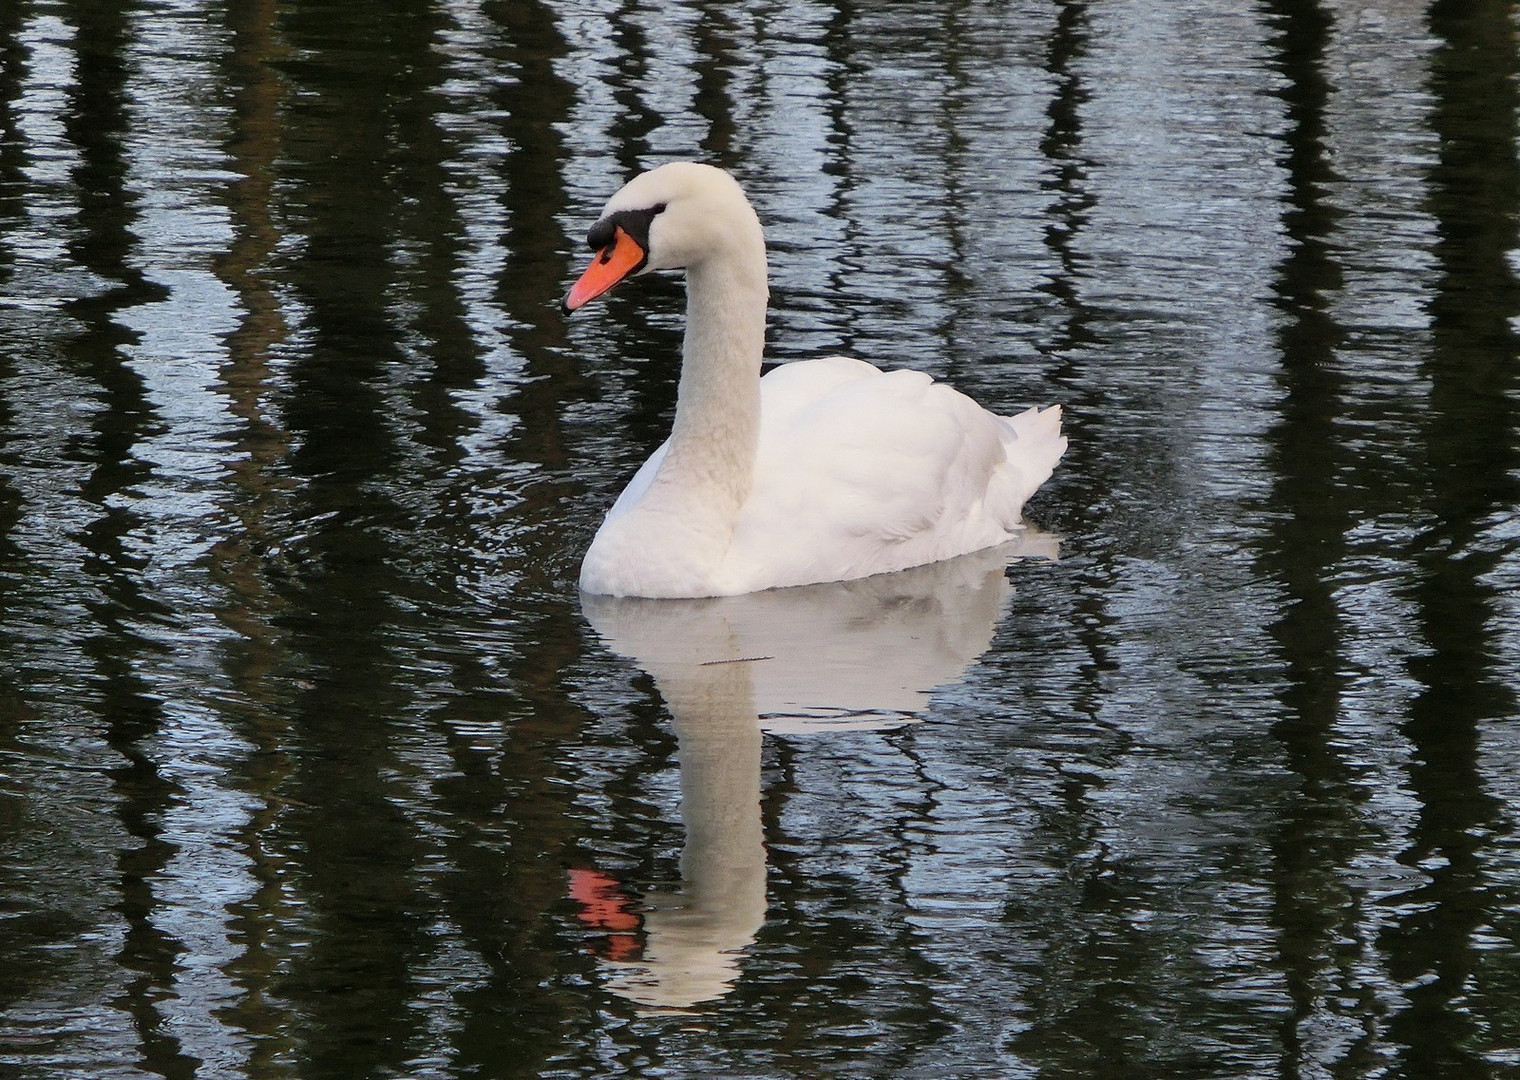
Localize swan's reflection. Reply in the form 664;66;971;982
572;532;1057;1010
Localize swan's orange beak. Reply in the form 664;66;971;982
562;226;647;313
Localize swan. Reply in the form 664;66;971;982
563;162;1066;598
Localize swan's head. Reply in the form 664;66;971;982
562;162;764;313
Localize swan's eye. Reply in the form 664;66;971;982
585;204;664;261
587;219;617;252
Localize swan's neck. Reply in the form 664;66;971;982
655;250;768;516
582;229;768;596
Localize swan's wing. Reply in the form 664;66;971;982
730;359;1027;586
750;355;883;424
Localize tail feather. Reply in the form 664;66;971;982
997;404;1067;521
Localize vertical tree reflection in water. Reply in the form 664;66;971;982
1259;0;1378;1073
1259;1;1520;1075
268;3;440;1074
1391;1;1520;1074
0;5;33;1034
3;1;1520;1078
445;2;592;1074
211;0;301;1068
59;2;199;1075
0;0;29;1042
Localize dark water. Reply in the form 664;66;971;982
2;0;1519;1076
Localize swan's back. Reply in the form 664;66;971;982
714;357;1065;594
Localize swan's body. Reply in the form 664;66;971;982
564;163;1065;599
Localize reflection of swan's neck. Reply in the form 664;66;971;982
669;659;766;908
603;652;767;1010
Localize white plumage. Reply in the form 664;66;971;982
565;162;1065;598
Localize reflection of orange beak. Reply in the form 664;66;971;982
567;867;643;962
563;226;647;312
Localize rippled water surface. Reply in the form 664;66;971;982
3;1;1520;1077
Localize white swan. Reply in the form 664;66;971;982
564;162;1065;598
